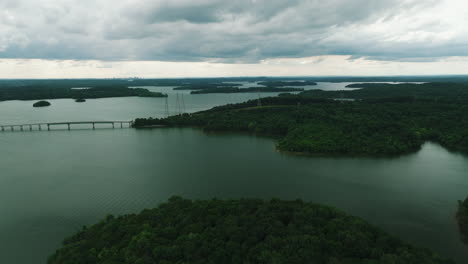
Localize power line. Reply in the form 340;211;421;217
175;93;180;115
164;96;169;118
181;93;186;114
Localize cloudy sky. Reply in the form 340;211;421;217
1;0;468;78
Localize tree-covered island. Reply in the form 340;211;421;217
134;82;468;156
48;197;454;264
33;100;51;107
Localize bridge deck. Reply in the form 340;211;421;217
0;121;134;131
47;121;131;125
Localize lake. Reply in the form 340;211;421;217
0;83;467;263
0;82;359;125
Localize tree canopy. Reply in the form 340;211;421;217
32;100;51;107
134;83;468;156
48;197;453;264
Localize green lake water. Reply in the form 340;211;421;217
0;83;467;263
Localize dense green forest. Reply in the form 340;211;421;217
48;197;453;264
134;83;468;156
191;87;304;94
0;85;166;101
457;196;468;244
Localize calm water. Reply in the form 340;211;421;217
0;82;356;125
0;83;467;263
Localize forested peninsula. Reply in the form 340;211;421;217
48;197;454;264
134;82;468;156
0;85;166;101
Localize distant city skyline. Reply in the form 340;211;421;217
1;0;467;78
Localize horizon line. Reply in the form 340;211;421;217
1;74;468;80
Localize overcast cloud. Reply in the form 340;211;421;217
1;0;467;63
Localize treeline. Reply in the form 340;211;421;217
258;80;317;87
173;84;241;91
304;82;468;102
457;196;468;244
302;76;468;83
134;83;468;156
191;87;304;94
173;82;306;94
0;86;166;101
1;77;467;91
48;197;454;264
0;79;166;89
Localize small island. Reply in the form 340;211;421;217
33;101;51;107
457;196;468;244
74;98;86;103
48;197;453;264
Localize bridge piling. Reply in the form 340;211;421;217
20;126;23;131
67;124;71;130
1;126;4;132
47;124;50;131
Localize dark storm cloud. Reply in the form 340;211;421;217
0;0;466;62
132;1;226;24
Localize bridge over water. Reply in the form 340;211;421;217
0;121;134;132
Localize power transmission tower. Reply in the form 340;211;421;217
175;93;183;115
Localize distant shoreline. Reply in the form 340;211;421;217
0;86;167;102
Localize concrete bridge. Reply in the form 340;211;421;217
0;121;134;132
